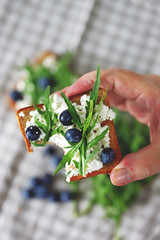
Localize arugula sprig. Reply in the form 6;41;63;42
53;65;109;177
31;86;64;146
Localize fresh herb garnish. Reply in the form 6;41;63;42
30;65;109;177
53;140;82;175
54;65;109;177
31;86;64;146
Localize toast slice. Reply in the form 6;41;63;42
16;89;122;181
7;51;58;111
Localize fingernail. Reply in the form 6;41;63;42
111;168;131;185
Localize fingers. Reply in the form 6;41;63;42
110;140;160;186
66;68;143;99
66;71;97;97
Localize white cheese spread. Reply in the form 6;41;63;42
25;94;116;182
18;111;25;117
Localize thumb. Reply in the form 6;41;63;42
110;141;160;186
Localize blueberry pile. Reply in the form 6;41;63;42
22;173;76;202
22;145;76;202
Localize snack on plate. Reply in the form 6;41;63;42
8;51;76;110
16;66;121;182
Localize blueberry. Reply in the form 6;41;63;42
10;90;23;101
38;77;52;89
34;185;48;199
22;188;35;199
30;177;43;188
44;145;57;156
26;126;41;141
47;191;60;202
65;129;82;143
60;190;75;202
100;147;115;164
42;173;53;185
59;110;73;126
51;155;63;167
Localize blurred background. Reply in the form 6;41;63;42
0;0;160;240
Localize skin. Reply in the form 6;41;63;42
54;68;160;186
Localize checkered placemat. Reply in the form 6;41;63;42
0;1;160;240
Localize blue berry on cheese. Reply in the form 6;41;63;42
26;126;41;141
100;147;115;163
65;129;82;143
59;110;73;126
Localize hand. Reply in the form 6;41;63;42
60;68;160;186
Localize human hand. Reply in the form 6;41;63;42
60;68;160;186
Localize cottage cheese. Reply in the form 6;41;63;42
19;111;25;117
25;94;116;182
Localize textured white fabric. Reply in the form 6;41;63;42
0;1;160;240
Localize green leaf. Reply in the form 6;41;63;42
88;127;110;149
31;141;46;147
51;125;65;137
79;145;83;176
34;105;45;115
88;87;108;132
73;160;79;169
90;65;100;108
85;148;99;163
35;117;47;132
52;141;82;175
66;170;71;177
43;86;50;110
82;100;94;137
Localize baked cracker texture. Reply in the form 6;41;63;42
16;89;122;181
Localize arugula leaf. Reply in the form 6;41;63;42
88;127;110;149
89;65;100;109
52;140;82;175
34;105;45;115
31;141;46;147
85;149;99;163
82;100;93;137
60;92;82;129
66;170;72;177
79;146;83;176
35;117;47;133
73;160;79;169
88;86;108;133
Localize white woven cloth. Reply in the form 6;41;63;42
0;1;160;240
